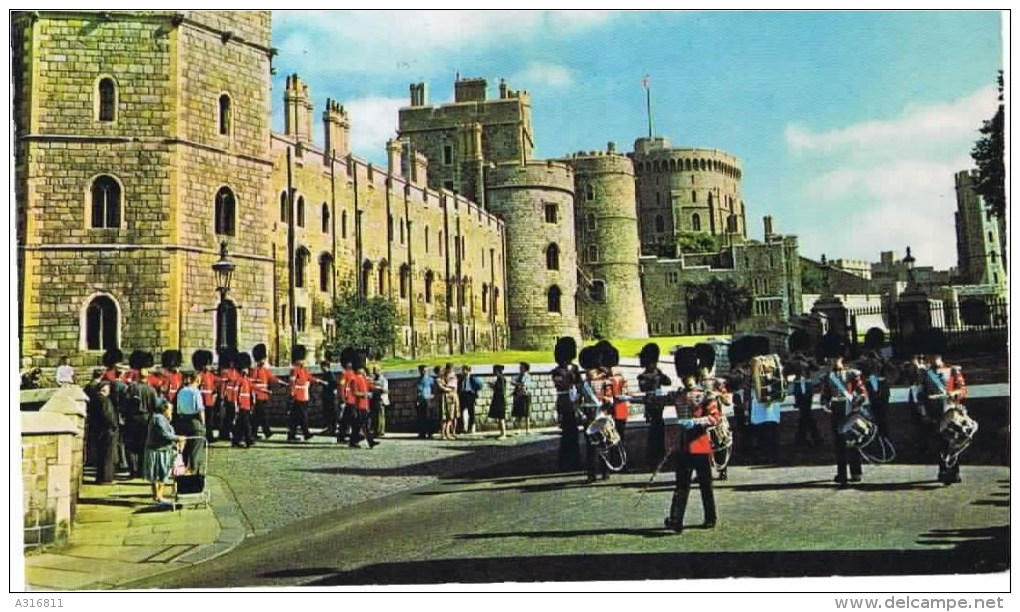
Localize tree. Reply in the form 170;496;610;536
323;291;398;360
800;260;826;293
683;277;752;333
678;231;721;254
971;71;1005;219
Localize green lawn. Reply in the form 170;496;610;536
378;335;729;369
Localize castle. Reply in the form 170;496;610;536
14;10;802;367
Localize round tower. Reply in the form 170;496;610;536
631;136;745;254
486;160;580;350
568;145;649;339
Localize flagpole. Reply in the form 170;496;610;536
643;75;653;138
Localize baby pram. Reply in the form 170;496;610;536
172;436;211;511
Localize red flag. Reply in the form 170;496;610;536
642;75;650;89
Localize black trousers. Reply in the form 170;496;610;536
218;400;236;441
586;435;610;480
756;422;780;463
174;415;207;474
416;398;432;439
670;452;717;526
205;403;218;442
123;414;148;477
320;399;338;435
233;409;254;446
831;404;862;480
645;403;666;468
288;400;311;439
460;394;477;431
337;402;357;441
794;394;823;446
350;410;376;447
870;398;890;439
558;410;582;470
253;398;273;437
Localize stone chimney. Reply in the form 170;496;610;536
284;74;314;144
323;98;350;159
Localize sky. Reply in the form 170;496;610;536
277;11;1000;270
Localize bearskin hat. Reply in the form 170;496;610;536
351;349;368;371
161;349;182;369
639;343;661;368
218;347;237;369
599;341;620;368
291;344;307;363
235;351;253;371
252;343;268;362
553;336;578;365
191;349;212;370
750;335;771;358
919;328;947;356
863;328;886;352
728;336;752;367
674;347;700;380
339;346;355;368
788;329;811;355
578;346;601;371
101;348;123;369
128;350;153;370
695;343;716;371
819;331;847;359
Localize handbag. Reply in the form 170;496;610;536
171;451;187;477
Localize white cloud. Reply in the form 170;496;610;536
785;86;997;159
511;62;574;89
346;97;406;162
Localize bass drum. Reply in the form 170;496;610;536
752;354;787;403
839;412;877;449
939;405;978;451
585;415;621;448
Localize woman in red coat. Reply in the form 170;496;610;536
665;378;721;533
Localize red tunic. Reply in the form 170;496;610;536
161;370;183;402
684;396;722;455
221;368;241;403
608;374;630;421
251;364;281;402
351;374;371;411
236;376;255;411
198;371;219;408
120;369;142;385
146;372;164;390
290;366;314;402
341;369;357;406
101;368;120;383
819;368;868;408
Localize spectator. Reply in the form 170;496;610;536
458;365;483;434
92;381;120;484
438;363;459;440
55;356;76;387
174;372;206;474
370;365;389;437
415;365;433;440
511;362;533;435
143;400;181;508
487;365;508;439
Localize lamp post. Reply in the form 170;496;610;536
212;241;236;350
902;245;916;287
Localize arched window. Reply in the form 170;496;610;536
90;175;121;228
280;191;288;223
295;247;309;288
218;94;231;136
425;226;430;253
493;286;500;316
342;210;348;238
590;279;607;303
388;214;394;242
692;213;701;232
654;214;665;233
587;213;596;231
83;294;118;350
214;186;236;236
361;260;374;298
322;203;330;234
546;243;560;270
319;253;333;293
588;244;599;263
439;231;444;256
378;260;388;296
547;285;562;313
215;299;238;350
670;159;677;171
425;270;434;303
97;77;116;122
685;159;692;171
296;196;305;228
399;264;410;299
482;283;489;313
691;190;697;203
585;184;595;201
400;220;406;245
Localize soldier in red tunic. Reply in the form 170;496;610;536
918;329;969;485
288;344;322;441
818;332;869;488
347;351;379;449
250;343;282;440
193;350;219;443
217;348;241;442
232;352;257;448
159;350;183;408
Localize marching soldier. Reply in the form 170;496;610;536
818;332;868;488
347;351;380;449
726;336;754;456
232;352;257;448
316;354;340;438
101;348;123;383
696;343;733;480
250;343;283;440
665;347;720;533
579;346;610;484
159;350;184;408
336;348;359;443
903;341;930;455
788;331;823;449
600;341;631;469
918;329;969;485
288;344;321;441
551;337;582;471
193;350;219;443
747;336;782;465
861;351;892;441
217;348;240;443
637;342;671;469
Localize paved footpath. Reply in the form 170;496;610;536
22;428;559;591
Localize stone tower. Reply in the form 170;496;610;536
398;76;534;204
322;97;351;159
284;73;314;145
631;136;745;255
13;10;274;363
568;144;649;339
486;161;580;349
954;169;1006;287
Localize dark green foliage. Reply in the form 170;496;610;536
971;71;1005;220
324;292;398;361
683;277;752;333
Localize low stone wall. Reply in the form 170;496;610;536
21;387;88;551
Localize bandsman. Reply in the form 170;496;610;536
818;332;868;488
250;343;283;440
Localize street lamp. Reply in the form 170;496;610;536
212;241;236;349
902;245;916;286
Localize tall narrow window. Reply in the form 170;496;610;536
388;214;394;242
655;214;665;233
546;243;560;270
425;271;434;303
214;186;236;236
97;78;116;122
692;213;701;232
587;213;596;231
90;175;121;228
443;145;453;165
296;307;307;332
585;184;594;201
439;231;444;256
692;191;697;203
295;247;309;288
280;191;288;223
296;196;305;227
218;94;231;136
84;295;118;350
400;220;405;245
322;203;330;234
425;226;430;253
547;285;562;313
399;264;410;299
544;203;558;224
590;279;607;303
482;283;489;312
342;210;348;238
588;244;599;263
319;253;333;293
378;261;388;296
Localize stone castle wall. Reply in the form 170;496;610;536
486;161;580;349
568;149;649;339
